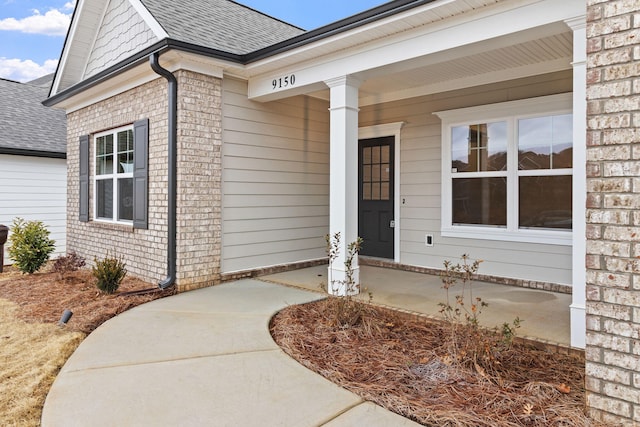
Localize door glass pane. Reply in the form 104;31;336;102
381;182;390;200
452;177;507;226
363;147;372;164
372;182;380;200
519;114;572;170
96;179;113;219
381;164;390;181
372;146;381;163
363;165;371;182
118;178;134;221
372;164;380;181
381;145;390;163
519;175;572;229
451;122;507;172
363;183;372;200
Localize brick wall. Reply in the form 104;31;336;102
67;71;223;292
586;0;640;424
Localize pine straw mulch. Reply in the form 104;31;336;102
0;265;175;334
271;298;614;427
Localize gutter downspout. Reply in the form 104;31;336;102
150;52;177;289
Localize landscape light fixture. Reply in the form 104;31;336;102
58;309;73;326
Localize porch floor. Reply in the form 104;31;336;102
262;264;572;347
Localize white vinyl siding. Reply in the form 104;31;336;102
360;70;573;285
0;154;67;263
221;77;330;273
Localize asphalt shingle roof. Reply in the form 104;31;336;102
139;0;305;54
0;76;66;155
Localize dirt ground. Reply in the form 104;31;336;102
0;265;173;426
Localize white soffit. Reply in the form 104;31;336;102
247;0;584;102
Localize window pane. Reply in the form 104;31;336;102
519;114;572;170
118;178;134;221
519;175;572;229
371;146;381;163
451;122;507;172
452;177;507;226
117;130;134;173
96;179;113;219
96;134;113;175
372;182;380;200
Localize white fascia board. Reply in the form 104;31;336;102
51;0;91;96
247;0;584;102
129;0;169;39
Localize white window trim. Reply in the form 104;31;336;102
93;124;134;225
434;93;572;246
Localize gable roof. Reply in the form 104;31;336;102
0;78;66;157
139;0;305;54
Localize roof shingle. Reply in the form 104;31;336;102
139;0;305;54
0;77;67;155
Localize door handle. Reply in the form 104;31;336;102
390;220;395;228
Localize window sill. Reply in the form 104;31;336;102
441;226;571;246
90;220;135;233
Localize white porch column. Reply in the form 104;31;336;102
325;75;361;296
567;17;586;349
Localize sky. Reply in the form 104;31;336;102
0;0;387;83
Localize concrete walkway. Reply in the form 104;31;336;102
42;279;420;427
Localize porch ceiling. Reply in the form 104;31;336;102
308;26;573;106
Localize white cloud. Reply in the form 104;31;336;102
64;2;76;11
0;8;71;36
0;57;58;82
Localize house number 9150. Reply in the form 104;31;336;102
272;74;296;90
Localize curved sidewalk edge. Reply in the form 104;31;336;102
41;279;420;427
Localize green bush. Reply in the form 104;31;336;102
8;218;56;274
92;254;127;294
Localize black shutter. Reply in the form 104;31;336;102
133;119;149;229
79;135;89;222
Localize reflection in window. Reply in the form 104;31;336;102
518;114;572;170
451;121;507;172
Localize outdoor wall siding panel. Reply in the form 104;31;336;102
359;71;573;285
222;77;330;273
0;154;67;263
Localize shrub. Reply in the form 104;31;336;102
325;232;371;329
438;254;522;373
53;251;86;280
92;254;127;294
8;218;56;274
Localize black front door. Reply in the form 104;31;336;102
358;137;394;259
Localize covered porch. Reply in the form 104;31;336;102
241;0;586;349
262;264;573;347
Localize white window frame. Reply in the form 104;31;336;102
434;93;572;246
93;125;134;224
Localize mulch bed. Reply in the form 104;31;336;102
0;266;174;334
271;298;614;427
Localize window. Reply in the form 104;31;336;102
94;126;134;223
435;94;572;245
79;119;148;228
